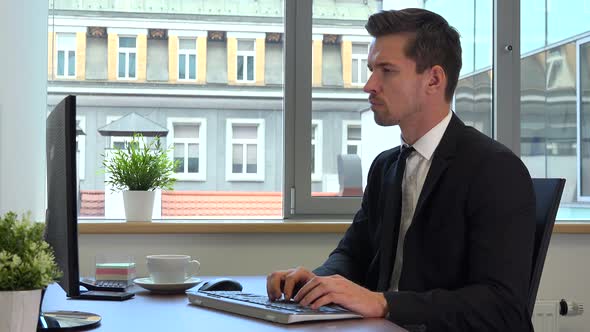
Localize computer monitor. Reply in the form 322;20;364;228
42;95;101;330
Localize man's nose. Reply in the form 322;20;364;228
363;74;377;94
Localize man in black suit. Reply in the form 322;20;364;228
266;8;535;331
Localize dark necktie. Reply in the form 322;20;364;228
376;145;414;290
391;145;414;226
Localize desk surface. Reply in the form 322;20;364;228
43;276;404;331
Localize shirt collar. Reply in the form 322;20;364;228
400;110;453;161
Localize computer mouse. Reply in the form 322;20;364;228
198;278;243;292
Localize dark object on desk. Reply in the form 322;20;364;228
78;291;135;301
527;178;566;316
199;278;243;291
80;278;128;292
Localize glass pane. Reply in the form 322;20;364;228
189;54;196;80
119;37;136;48
520;0;590;219
179;54;186;78
188;143;199;173
238;40;254;51
312;1;492;197
118;52;126;77
68;50;75;76
233;125;257;139
49;0;285;219
174;143;184;173
179;39;194;50
57;51;65;76
129;53;136;78
348;126;361;140
580;41;590;197
237;56;244;80
246;144;257;174
352;59;359;83
174;124;198;138
232;144;243;173
247;56;254;81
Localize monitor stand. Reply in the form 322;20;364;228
38;311;101;331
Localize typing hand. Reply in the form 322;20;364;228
293;274;388;318
266;267;316;301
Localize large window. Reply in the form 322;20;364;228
118;36;137;79
47;0;590;221
56;33;76;78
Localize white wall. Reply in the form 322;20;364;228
0;0;47;220
80;232;590;332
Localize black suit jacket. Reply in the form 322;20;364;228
314;114;535;331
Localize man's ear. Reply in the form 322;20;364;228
425;65;446;97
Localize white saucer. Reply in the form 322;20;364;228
133;277;201;293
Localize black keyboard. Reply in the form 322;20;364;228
199;291;350;314
80;278;129;292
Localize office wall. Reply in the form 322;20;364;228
79;232;590;331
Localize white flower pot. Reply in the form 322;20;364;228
123;190;155;222
0;289;41;332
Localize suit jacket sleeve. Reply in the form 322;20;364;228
385;150;536;331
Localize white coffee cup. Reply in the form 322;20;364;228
146;254;200;284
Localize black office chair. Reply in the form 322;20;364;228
527;178;566;317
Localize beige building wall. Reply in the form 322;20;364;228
255;38;265;85
312;40;323;87
341;40;352;88
75;32;86;80
168;35;179;83
107;33;118;80
197;36;207;84
227;37;237;85
47;32;55;79
137;34;147;81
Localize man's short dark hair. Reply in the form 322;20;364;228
365;8;462;102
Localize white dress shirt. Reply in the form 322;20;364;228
390;110;453;291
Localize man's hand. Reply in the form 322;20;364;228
294;274;388;318
266;268;388;318
266;267;316;301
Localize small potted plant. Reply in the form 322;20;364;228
102;133;178;222
0;211;61;332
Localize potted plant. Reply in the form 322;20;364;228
102;133;178;222
0;211;61;332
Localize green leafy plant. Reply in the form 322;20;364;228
0;212;61;291
102;133;179;191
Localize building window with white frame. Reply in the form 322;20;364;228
178;38;197;81
311;120;323;182
351;43;369;85
168;118;206;181
56;33;76;78
226;119;264;181
118;36;137;79
237;39;255;82
343;121;361;157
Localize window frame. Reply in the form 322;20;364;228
167;117;207;181
236;39;256;83
577;35;590;202
349;40;370;86
55;33;76;78
117;35;138;80
225;118;265;182
178;38;197;81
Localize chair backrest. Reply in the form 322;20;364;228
528;178;566;316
